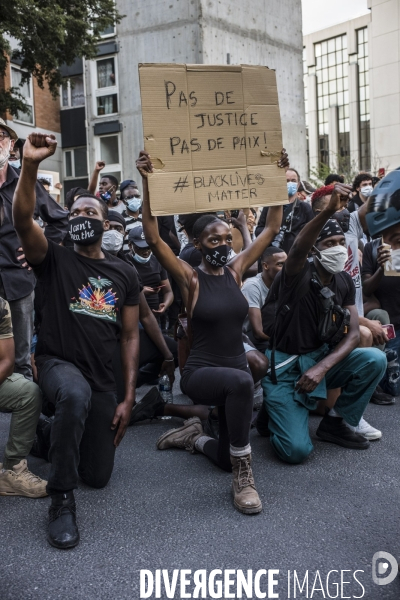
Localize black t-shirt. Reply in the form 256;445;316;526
262;261;355;354
179;242;202;267
126;254;167;311
157;216;179;255
362;241;400;327
348;193;363;213
33;241;140;391
255;201;314;254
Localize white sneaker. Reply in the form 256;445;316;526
346;417;382;441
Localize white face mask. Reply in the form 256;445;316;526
390;248;400;273
102;229;124;254
361;185;373;198
9;159;20;169
0;140;11;169
314;245;348;274
132;251;152;264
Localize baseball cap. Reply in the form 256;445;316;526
128;226;149;248
120;179;138;194
0;118;18;141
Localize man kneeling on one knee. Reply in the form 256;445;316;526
0;297;46;497
13;134;140;549
261;182;387;464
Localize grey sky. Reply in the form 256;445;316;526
302;0;369;35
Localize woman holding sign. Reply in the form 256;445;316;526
137;149;288;515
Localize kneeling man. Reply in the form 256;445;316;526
261;183;387;463
13;134;140;548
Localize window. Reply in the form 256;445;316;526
11;66;34;124
99;23;116;37
97;135;121;183
95;56;118;117
357;27;370;171
100;135;119;164
61;75;85;108
314;34;349;168
64;147;88;179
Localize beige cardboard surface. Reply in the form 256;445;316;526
139;63;287;215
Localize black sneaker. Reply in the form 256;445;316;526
129;387;166;426
370;385;396;405
30;415;52;462
203;410;219;439
255;402;270;437
316;414;370;449
48;491;79;550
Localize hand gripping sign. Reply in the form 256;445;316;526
139;63;288;216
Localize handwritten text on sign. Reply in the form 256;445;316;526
139;63;287;215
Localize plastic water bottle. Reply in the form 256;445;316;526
159;374;173;419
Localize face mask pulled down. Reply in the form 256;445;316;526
69;217;104;246
132;251;152;264
314;245;348;274
203;244;230;267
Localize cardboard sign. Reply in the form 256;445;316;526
139;63;287;216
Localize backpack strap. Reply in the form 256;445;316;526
186;269;198;347
269;264;312;384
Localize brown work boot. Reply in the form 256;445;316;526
156;417;203;453
230;454;262;515
0;459;48;498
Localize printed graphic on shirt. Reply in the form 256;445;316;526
344;244;361;289
69;276;118;322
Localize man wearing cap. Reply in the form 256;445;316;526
126;226;173;318
261;183;387;464
0;119;68;380
119;179;142;252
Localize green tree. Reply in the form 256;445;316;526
0;0;122;116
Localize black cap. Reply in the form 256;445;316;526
128;226;149;248
120;179;138;194
108;210;126;229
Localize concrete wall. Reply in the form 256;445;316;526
199;0;307;177
86;0;306;184
368;0;400;171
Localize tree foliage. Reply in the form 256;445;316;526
0;0;122;116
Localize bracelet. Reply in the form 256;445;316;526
164;357;175;362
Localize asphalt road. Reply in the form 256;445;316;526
1;377;400;600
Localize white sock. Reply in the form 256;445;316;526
328;408;341;418
194;435;213;453
230;443;251;457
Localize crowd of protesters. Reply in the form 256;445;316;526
0;116;398;549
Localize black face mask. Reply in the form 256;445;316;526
69;216;104;246
203;244;230;267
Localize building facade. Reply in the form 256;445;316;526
303;0;400;178
60;0;307;200
3;54;62;184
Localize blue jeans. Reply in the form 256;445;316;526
380;329;400;396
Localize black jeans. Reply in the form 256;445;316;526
38;358;117;495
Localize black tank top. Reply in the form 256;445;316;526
182;266;249;377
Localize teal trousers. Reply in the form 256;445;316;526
262;347;387;464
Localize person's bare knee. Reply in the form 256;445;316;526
359;325;373;348
247;350;269;382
